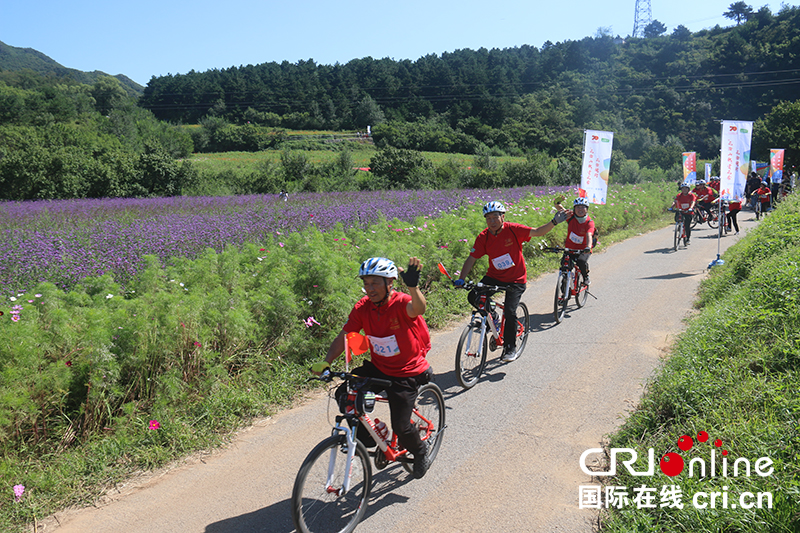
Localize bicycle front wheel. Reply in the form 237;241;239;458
554;271;568;324
673;221;680;251
291;435;372;533
690;211;700;228
455;322;487;389
708;212;719;229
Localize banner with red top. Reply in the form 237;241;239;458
719;121;753;201
580;130;614;205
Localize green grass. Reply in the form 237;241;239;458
599;194;800;532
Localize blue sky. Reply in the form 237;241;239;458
1;1;787;86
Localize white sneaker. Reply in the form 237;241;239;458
501;348;519;362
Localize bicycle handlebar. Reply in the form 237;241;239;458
454;280;508;292
312;369;393;390
542;246;591;254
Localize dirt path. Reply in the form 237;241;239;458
43;217;756;533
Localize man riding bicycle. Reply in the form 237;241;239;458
312;256;434;479
692;179;718;220
454;201;567;362
672;183;697;244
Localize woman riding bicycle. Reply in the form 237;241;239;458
562;197;596;283
453;201;567;362
312;256;434;479
672;183;697;244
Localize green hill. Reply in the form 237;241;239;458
0;40;143;96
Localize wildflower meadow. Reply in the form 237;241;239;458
0;182;675;531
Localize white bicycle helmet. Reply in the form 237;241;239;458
573;197;590;207
482;201;507;216
359;257;398;279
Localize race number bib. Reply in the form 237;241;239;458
680;202;690;209
491;253;515;270
569;232;585;245
367;335;401;357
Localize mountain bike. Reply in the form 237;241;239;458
291;370;445;533
437;263;529;389
544;247;592;324
692;204;719;229
668;208;690;250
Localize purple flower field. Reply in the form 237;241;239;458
1;186;573;297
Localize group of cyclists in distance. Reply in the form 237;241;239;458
311;196;593;479
671;170;790;243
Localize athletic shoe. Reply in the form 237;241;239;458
412;441;431;479
501;347;519;362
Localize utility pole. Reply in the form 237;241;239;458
633;0;652;37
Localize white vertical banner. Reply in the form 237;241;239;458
580;130;614;205
720;121;753;201
705;163;712;181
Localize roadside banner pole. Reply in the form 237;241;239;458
711;119;753;268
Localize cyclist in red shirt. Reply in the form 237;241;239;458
755;181;772;217
672;183;697;244
562;197;596;282
454;201;567;362
314;256;434;478
692;180;718;220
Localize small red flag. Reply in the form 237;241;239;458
345;331;369;363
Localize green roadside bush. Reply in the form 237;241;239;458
602;193;800;532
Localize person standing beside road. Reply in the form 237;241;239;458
727;197;742;235
454;201;568;362
312;256;435;479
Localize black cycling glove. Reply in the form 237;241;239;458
401;263;421;287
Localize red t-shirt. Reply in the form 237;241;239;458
470;222;532;284
710;181;720;191
564;216;595;251
343;291;431;377
756;186;772;203
729;201;742;210
675;192;697;211
693;186;716;203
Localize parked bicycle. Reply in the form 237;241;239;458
544;247;592;324
438;263;529;389
291;370;445;533
668;207;690;250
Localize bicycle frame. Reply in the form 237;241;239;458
327;383;436;491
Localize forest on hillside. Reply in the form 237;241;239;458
0;4;799;200
139;5;800;164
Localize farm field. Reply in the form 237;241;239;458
187;146;527;174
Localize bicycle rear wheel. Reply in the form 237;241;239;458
455;322;487;389
512;302;529;358
402;383;446;474
554;271;568;324
291;435;371;533
575;271;589;308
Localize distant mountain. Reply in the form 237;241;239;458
0;40;143;96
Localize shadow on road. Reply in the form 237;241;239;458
638;271;704;280
205;464;413;533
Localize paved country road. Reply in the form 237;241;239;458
44;216;757;533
